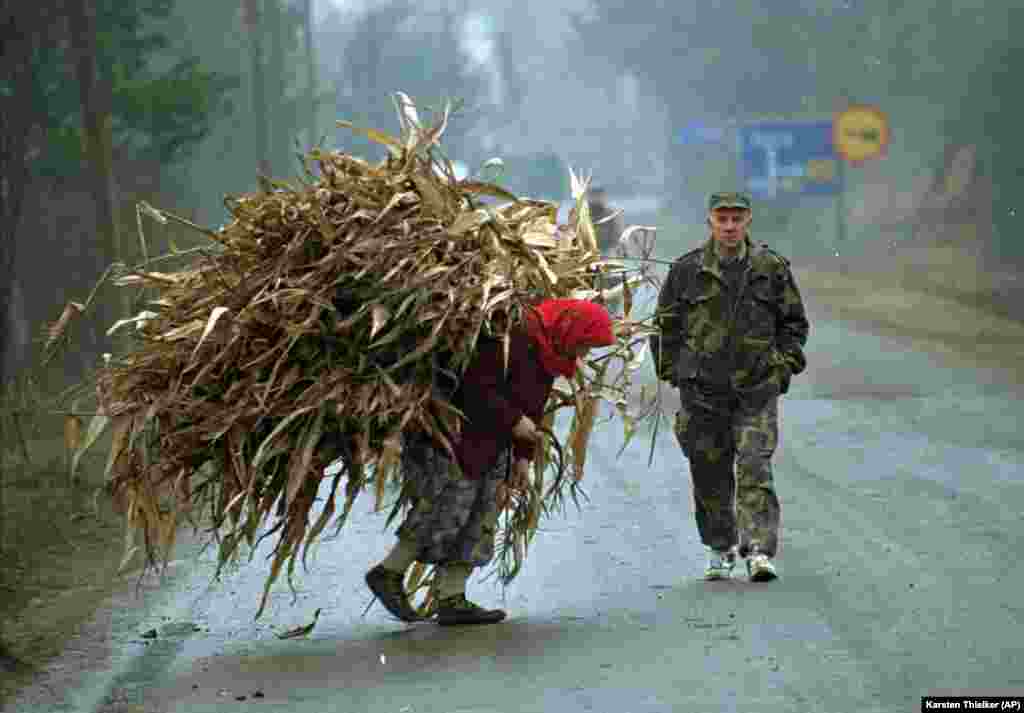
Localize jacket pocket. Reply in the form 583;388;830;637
684;289;717;308
673;345;701;383
682;290;718;348
746;279;777;338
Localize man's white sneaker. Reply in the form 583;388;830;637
747;553;778;582
704;547;737;581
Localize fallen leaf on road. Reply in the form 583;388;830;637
275;608;321;639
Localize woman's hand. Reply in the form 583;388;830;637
511;458;531;491
498;458;532;510
512;415;540;443
496;482;511;510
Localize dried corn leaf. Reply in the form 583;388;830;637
69;411;109;482
286;406;325;509
410;174;448;217
369;305;391;340
190;307;230;361
406;561;428;594
45;301;85;352
570;394;598;482
104;414;134;484
456;180;517;202
107;310;159;337
447;209;489;236
520;231;558;249
335;120;402;153
373;435;402;512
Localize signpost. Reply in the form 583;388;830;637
738;120;842;201
738;107;890;272
833;105;890;164
832;106;890;272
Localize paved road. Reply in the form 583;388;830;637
5;305;1023;713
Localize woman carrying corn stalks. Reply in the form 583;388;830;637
365;298;615;626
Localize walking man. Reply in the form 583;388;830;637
651;192;809;581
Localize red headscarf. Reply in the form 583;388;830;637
524;298;616;378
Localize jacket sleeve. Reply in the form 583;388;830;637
775;265;810;375
458;338;524;437
513;434;537;463
650;262;688;383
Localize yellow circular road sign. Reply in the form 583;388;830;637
833;105;890;163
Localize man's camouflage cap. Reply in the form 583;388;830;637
708;192;752;211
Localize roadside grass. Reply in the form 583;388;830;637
0;401;125;702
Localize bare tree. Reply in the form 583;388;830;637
304;0;318;147
0;0;61;673
241;0;271;177
68;0;122;280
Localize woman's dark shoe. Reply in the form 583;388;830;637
365;565;422;622
435;595;506;626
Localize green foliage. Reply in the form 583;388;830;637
27;0;239;178
114;57;241;163
95;0;176;78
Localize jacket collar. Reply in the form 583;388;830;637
699;236;753;279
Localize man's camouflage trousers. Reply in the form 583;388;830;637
673;386;781;557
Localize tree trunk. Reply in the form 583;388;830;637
0;2;47;675
304;0;317;148
241;0;271;179
266;0;293;175
267;0;282;174
68;0;125;331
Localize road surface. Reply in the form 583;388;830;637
4;285;1023;713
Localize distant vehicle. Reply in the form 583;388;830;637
554;194;660;318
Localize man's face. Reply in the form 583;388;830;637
709;208;751;249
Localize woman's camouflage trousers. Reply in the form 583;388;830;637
395;431;509;567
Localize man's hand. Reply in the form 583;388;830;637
512;415;540;443
773;350;794;379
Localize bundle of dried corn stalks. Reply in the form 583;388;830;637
49;95;660;617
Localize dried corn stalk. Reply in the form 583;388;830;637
48;94;662;617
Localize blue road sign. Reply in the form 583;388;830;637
678;121;726;146
739;120;842;200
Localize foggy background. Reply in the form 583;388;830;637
3;0;1022;387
